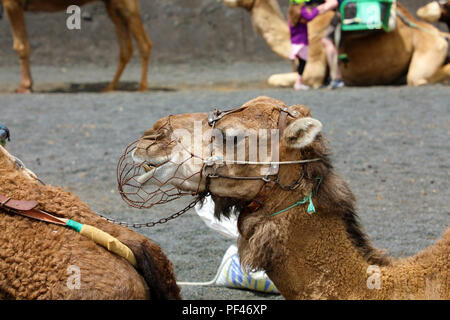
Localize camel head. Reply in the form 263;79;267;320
222;0;292;60
126;96;326;210
417;1;449;24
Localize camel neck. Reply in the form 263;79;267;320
265;191;377;299
259;183;448;299
250;0;291;60
251;0;286;28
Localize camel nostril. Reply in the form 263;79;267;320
142;132;164;141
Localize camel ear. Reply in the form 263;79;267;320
283;117;322;149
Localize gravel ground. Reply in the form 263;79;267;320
0;62;449;300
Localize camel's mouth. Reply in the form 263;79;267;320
117;134;204;210
131;144;173;184
135;158;170;185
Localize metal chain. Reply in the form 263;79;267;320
98;197;201;228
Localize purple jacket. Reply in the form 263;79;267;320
289;6;319;45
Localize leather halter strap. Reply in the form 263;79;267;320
205;105;300;214
206;105;298;178
0;194;67;225
0;194;38;212
207;105;247;126
0;193;138;266
244;110;289;213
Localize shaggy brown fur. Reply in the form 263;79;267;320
233;98;448;299
0;146;181;299
224;132;391;273
140;96;449;299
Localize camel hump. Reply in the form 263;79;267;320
123;240;181;300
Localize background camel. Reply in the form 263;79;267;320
0;145;180;299
223;0;450;87
417;0;450;29
1;0;151;93
130;96;449;299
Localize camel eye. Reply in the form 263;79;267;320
222;127;248;146
224;134;242;145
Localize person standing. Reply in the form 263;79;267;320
317;0;345;89
288;0;320;90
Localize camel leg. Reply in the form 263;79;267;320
4;1;32;93
126;6;152;92
406;35;448;86
103;2;134;92
427;63;450;84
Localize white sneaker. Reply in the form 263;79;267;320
294;83;310;91
329;79;345;89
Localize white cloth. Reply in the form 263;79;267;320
190;195;279;294
194;195;239;239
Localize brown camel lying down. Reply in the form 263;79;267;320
129;96;449;299
223;0;450;87
0;145;180;299
1;0;152;93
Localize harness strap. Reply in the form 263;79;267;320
0;194;38;211
237;109;290;216
0;194;137;267
206;105;319;216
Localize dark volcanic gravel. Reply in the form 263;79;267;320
0;63;449;299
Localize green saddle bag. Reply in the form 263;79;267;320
340;0;395;32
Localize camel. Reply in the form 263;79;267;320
0;144;181;299
130;96;449;299
417;0;450;30
1;0;152;93
222;0;450;87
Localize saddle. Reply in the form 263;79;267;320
340;0;396;32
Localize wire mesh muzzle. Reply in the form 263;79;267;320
117;127;204;210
